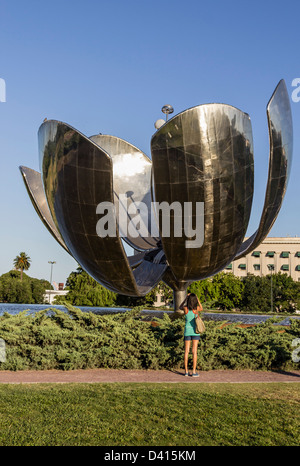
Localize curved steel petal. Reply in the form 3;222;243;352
90;134;159;251
19;165;71;254
151;103;254;282
234;79;293;259
38;120;166;295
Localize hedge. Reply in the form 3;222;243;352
0;304;299;371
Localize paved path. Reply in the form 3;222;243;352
0;368;300;384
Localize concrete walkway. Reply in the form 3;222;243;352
0;368;300;384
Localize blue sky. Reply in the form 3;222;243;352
0;0;300;285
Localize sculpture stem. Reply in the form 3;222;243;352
173;288;188;311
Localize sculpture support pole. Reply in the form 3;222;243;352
162;269;189;314
173;289;187;311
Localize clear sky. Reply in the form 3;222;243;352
0;0;300;285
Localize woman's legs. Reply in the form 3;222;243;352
184;340;191;373
192;339;199;374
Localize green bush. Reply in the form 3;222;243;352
0;270;50;304
0;304;299;371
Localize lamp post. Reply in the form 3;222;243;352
48;261;56;304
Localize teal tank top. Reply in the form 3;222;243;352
184;309;197;336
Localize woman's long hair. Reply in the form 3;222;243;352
187;293;198;310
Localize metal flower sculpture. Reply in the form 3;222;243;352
20;80;293;310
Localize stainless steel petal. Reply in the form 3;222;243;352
19;165;70;254
38;120;166;295
151;103;254;281
127;251;145;268
234;80;293;259
90;134;159;251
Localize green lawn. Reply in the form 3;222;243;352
0;383;299;446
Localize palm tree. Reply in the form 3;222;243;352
13;252;31;281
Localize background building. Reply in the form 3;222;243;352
225;237;300;280
44;283;68;304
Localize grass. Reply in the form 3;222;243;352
0;383;299;446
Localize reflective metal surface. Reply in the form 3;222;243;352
161;105;174;121
37;120;166;296
151;103;254;282
20;80;293;308
234;80;293;259
90;134;159;251
19;165;70;254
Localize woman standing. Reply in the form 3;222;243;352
180;293;203;377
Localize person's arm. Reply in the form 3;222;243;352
179;294;189;313
196;296;203;313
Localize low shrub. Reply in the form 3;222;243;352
0;304;299;371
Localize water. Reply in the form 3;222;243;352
0;303;299;325
0;303;131;317
202;312;298;326
0;303;171;319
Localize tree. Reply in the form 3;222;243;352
268;272;300;313
13;252;31;281
212;272;244;311
241;273;271;313
0;270;51;303
240;272;300;313
57;267;117;307
188;278;219;305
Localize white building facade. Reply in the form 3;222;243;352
44;289;68;304
225;237;300;280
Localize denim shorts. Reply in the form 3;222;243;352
184;335;200;341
